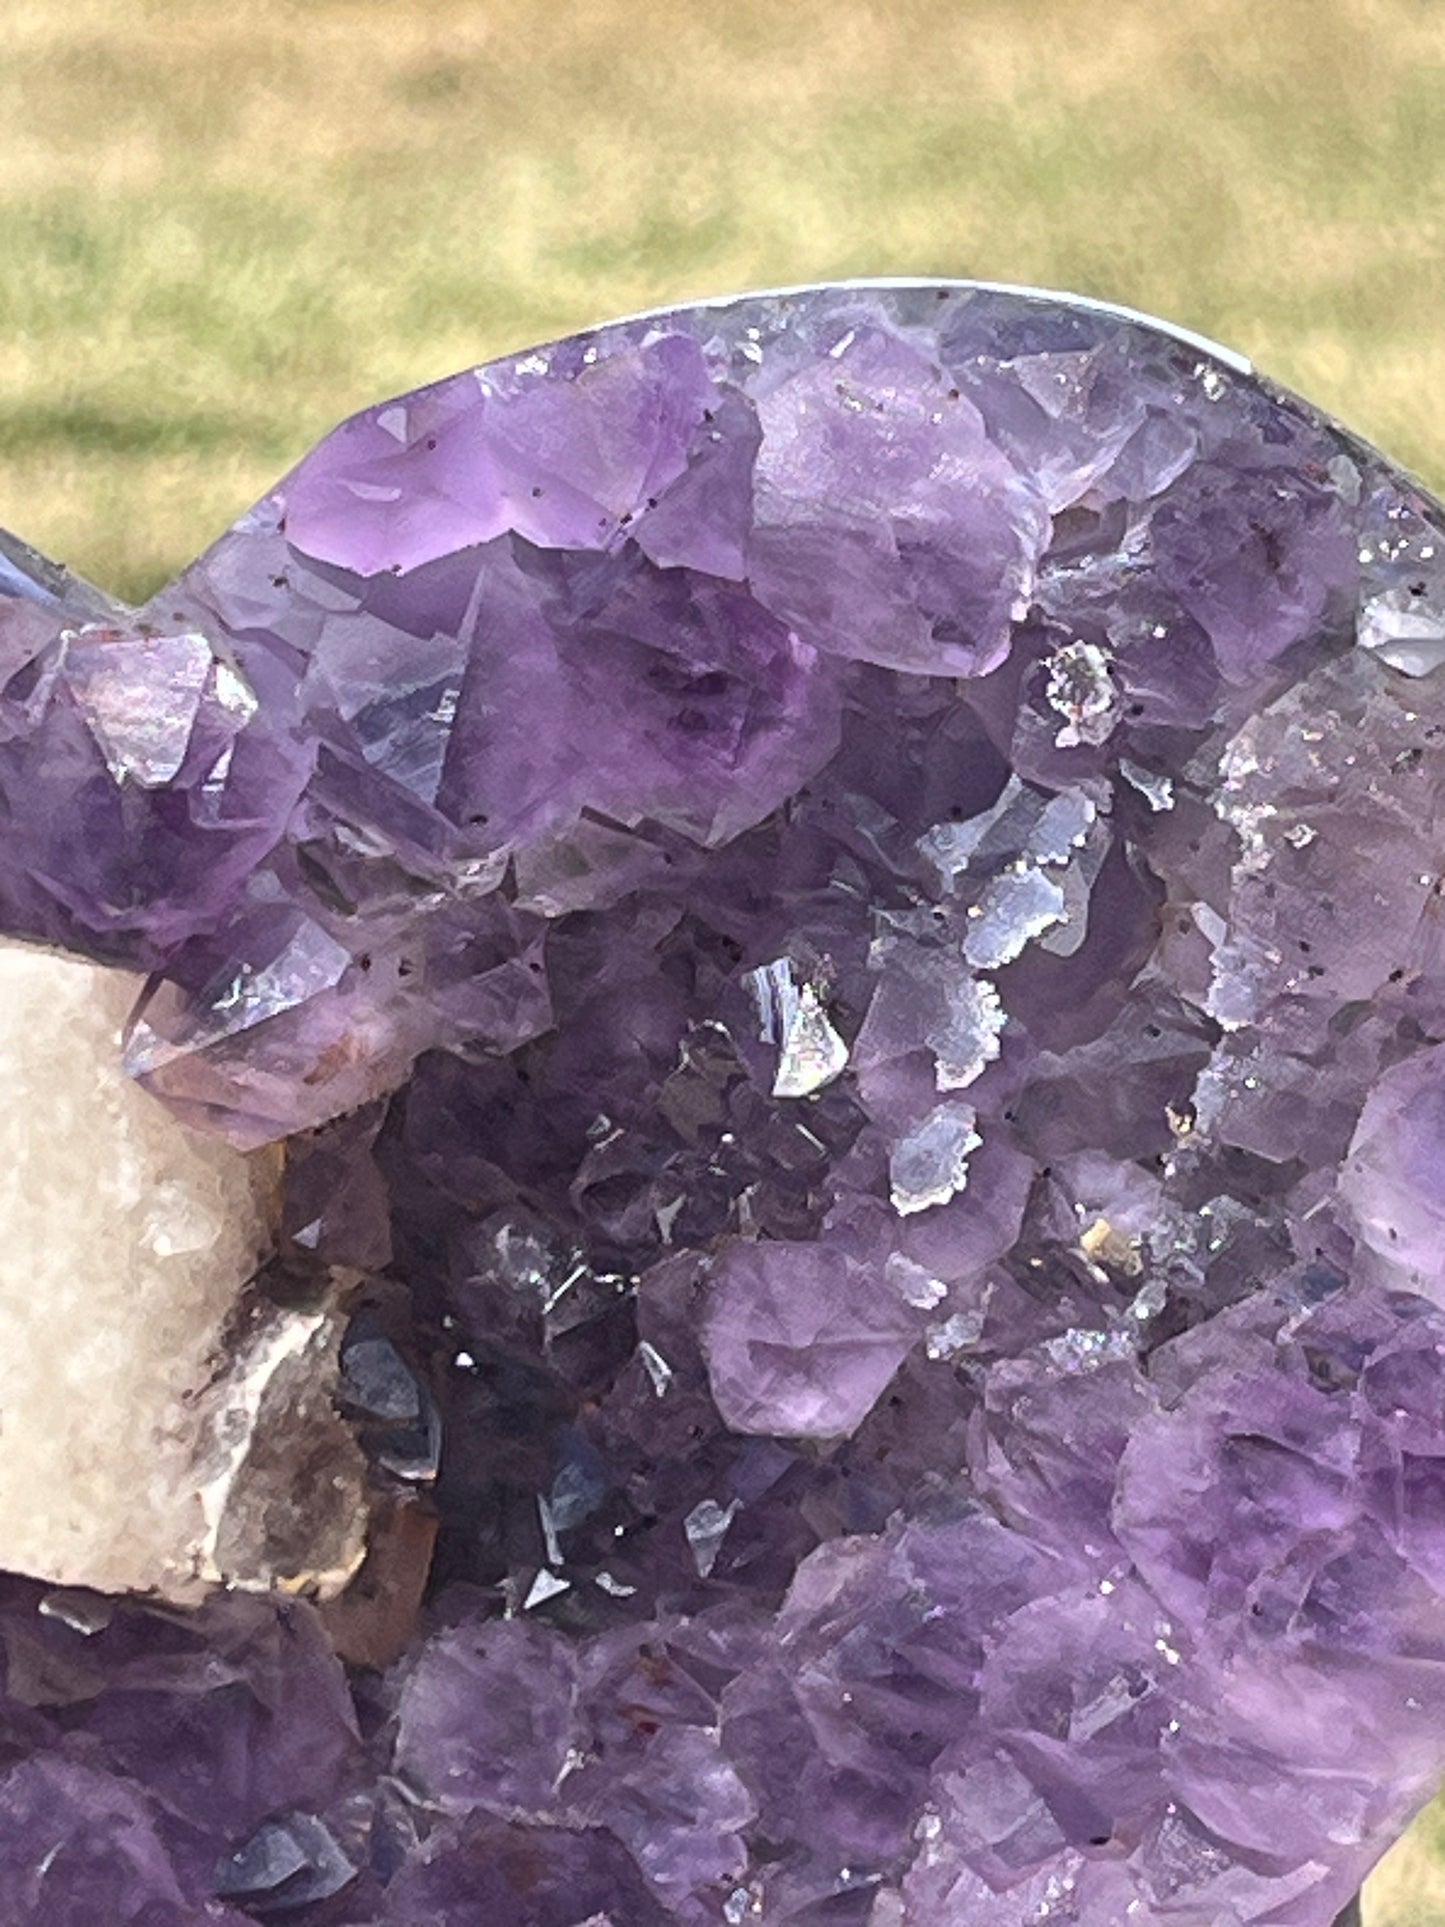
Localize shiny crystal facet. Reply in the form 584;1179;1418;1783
0;282;1442;1925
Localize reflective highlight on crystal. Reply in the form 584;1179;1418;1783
0;281;1444;1924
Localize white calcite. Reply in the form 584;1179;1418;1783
0;941;366;1601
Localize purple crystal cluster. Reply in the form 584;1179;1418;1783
3;283;1445;1923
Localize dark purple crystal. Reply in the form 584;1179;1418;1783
3;283;1445;1923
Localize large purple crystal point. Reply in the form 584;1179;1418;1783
3;282;1445;1923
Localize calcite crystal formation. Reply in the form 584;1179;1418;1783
0;282;1444;1923
0;944;366;1601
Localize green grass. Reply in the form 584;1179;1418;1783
3;1;1445;1913
3;0;1445;606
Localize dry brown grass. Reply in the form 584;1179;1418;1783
3;2;1445;1916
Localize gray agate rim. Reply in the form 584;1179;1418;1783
577;275;1257;376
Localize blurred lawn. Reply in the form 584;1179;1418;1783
2;0;1445;1916
3;0;1445;602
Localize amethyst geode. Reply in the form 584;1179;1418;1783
2;282;1445;1924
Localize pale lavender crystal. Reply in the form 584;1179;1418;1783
3;283;1445;1924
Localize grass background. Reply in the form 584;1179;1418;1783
2;0;1444;1914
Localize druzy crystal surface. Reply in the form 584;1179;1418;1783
2;282;1445;1923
